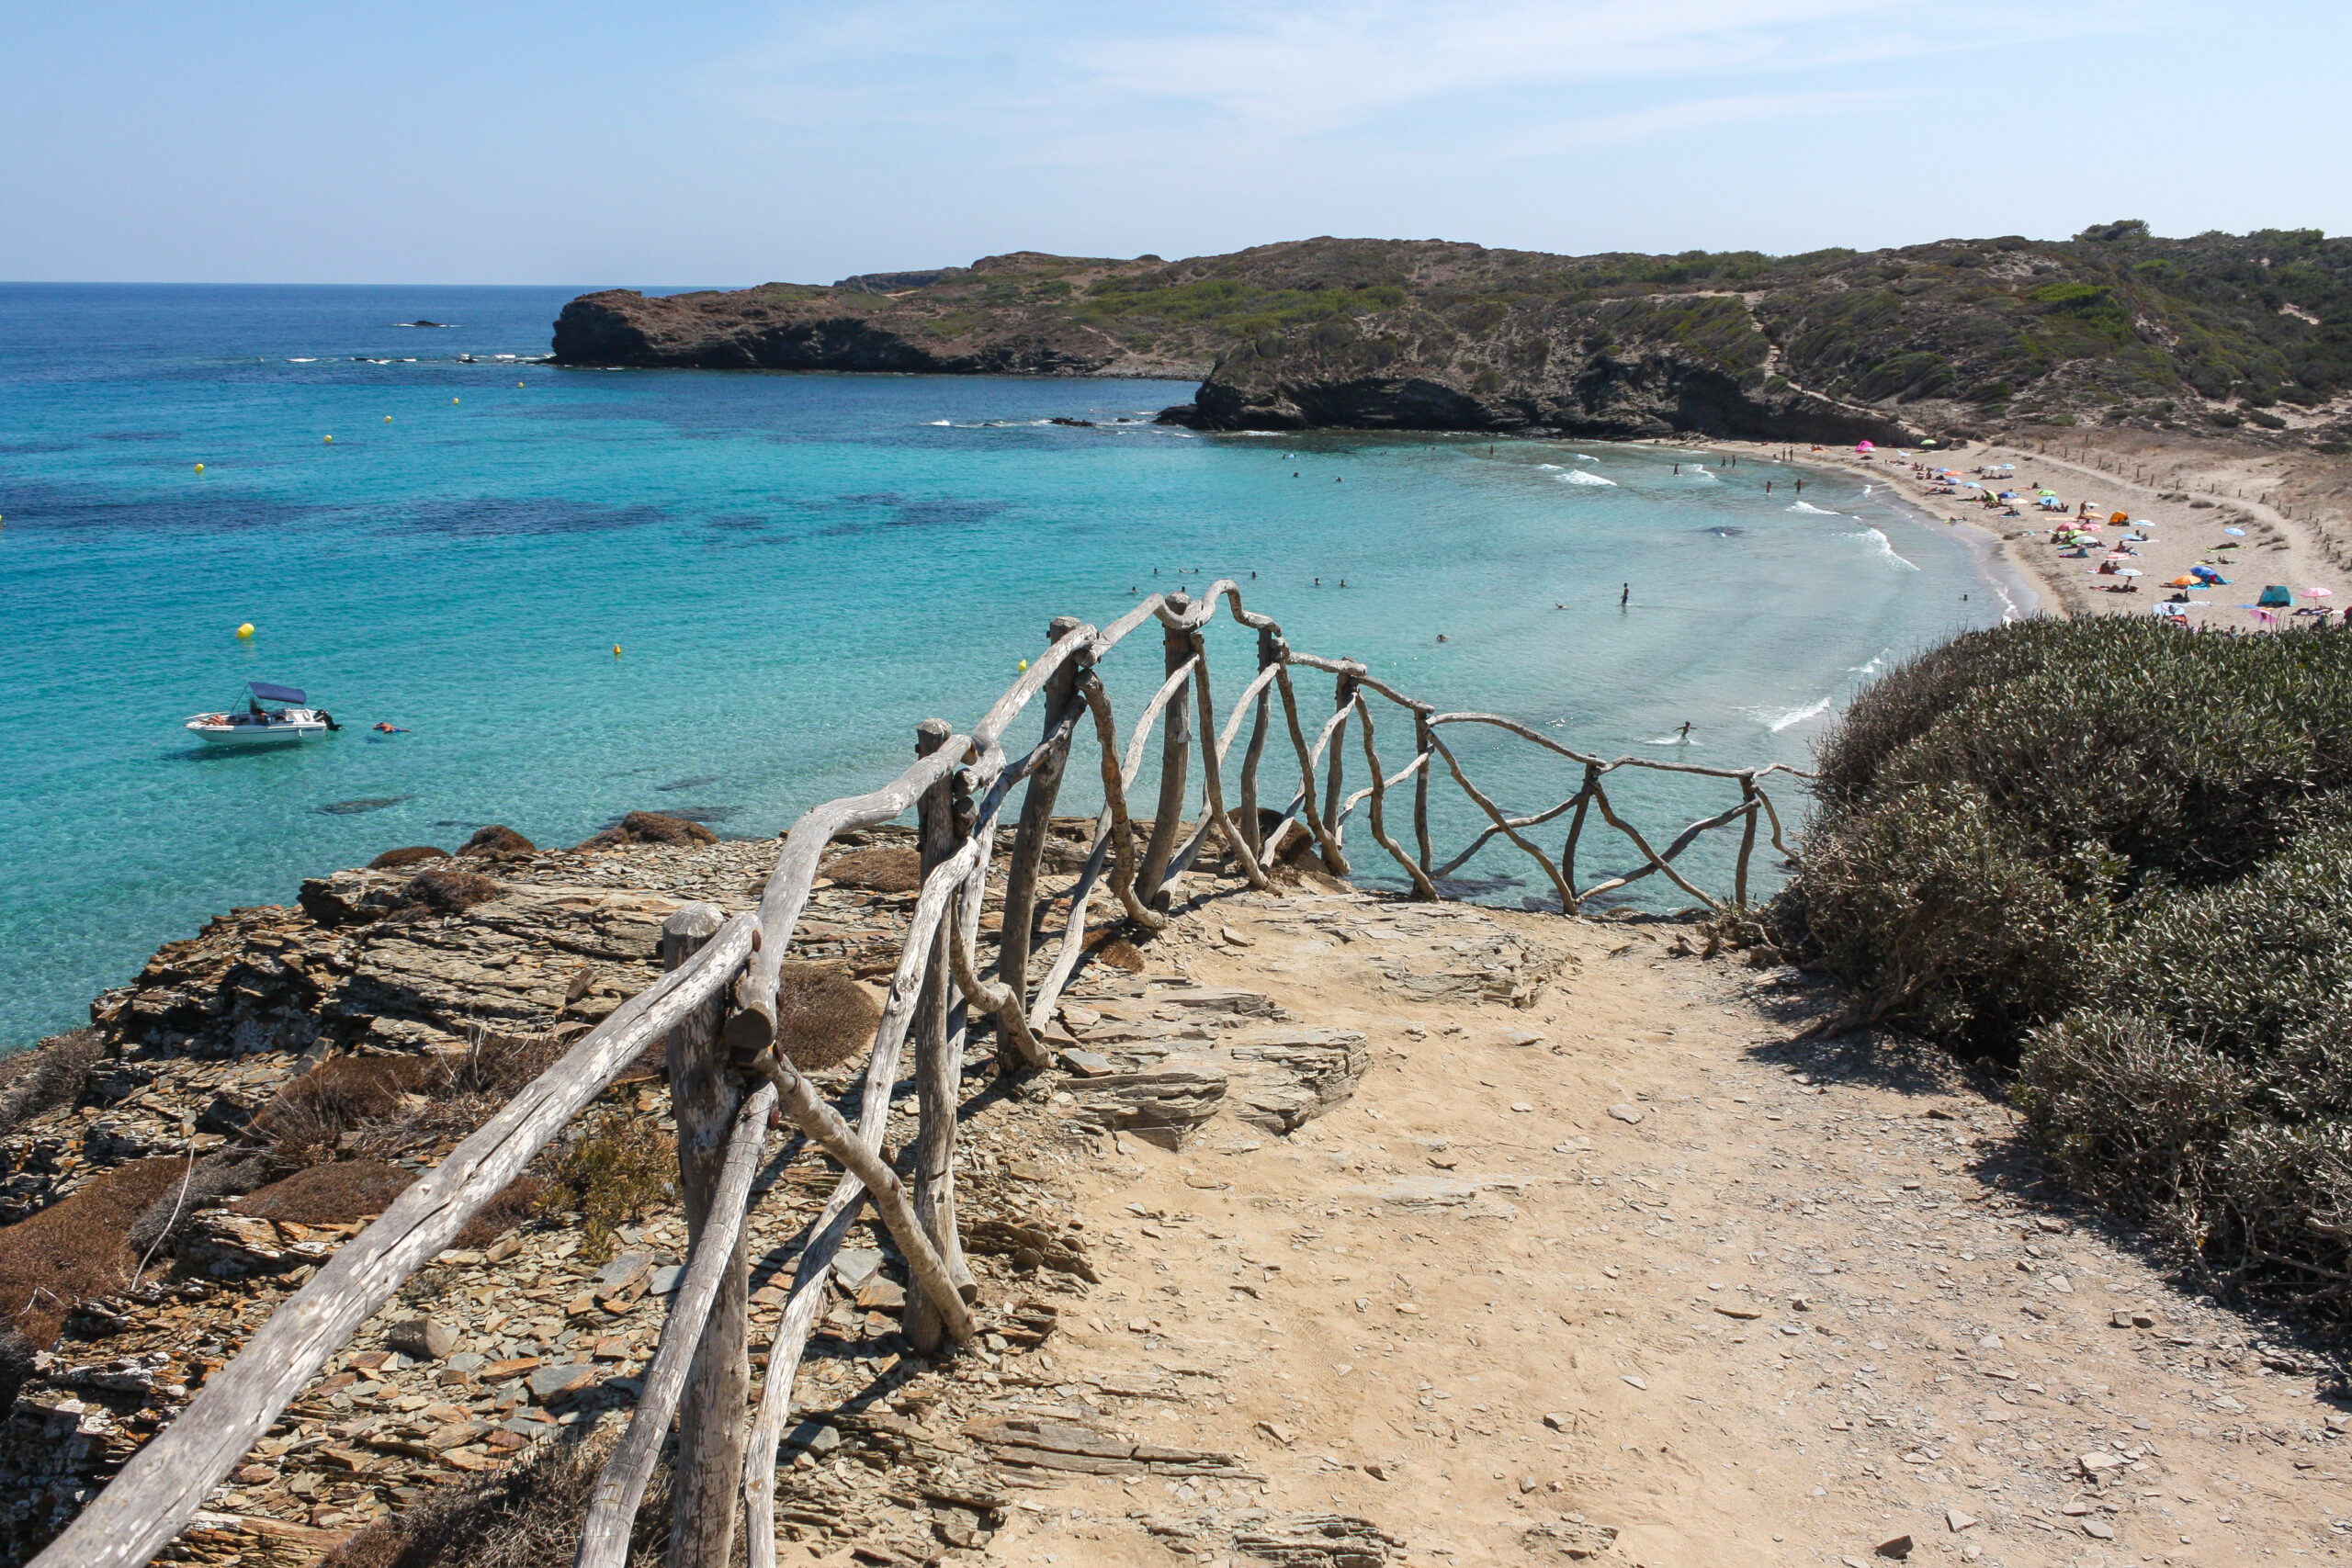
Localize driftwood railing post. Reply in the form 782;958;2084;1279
1735;773;1760;908
1238;622;1278;859
999;617;1084;1015
1321;671;1357;852
1411;709;1436;883
1138;591;1193;911
1271;660;1350;875
1560;762;1600;911
907;719;972;1353
661;902;749;1568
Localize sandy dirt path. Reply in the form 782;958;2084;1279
957;887;2349;1568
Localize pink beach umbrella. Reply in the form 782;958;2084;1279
1856;440;1875;451
2303;586;2335;598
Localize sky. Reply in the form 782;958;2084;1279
2;1;2346;286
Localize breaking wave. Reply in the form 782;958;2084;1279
1853;525;1920;570
1557;470;1617;487
1759;696;1834;732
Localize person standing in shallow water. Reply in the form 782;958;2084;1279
1621;583;1630;607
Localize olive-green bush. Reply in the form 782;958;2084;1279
1777;617;2352;1314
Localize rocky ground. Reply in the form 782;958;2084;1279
0;833;2346;1568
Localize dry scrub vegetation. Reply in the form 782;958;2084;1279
1775;617;2352;1320
537;1116;673;1264
324;1427;669;1568
0;1026;594;1350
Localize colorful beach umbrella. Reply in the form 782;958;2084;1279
2305;586;2335;598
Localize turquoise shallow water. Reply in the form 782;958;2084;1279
0;284;2015;1048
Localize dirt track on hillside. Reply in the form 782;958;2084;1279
937;886;2349;1568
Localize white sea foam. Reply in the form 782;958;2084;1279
288;357;315;363
1847;649;1891;677
1786;501;1842;515
1537;463;1562;469
925;419;952;425
1762;696;1834;731
1854;525;1921;570
1572;454;1595;460
1557;470;1617;487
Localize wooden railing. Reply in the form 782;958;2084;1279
36;585;1807;1568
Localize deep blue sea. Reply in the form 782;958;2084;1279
0;283;2019;1049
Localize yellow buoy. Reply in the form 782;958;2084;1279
236;623;255;638
194;463;205;472
385;415;392;423
517;381;525;389
613;644;621;656
323;434;334;444
453;398;460;404
1018;659;1030;671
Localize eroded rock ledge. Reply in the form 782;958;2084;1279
0;822;1493;1565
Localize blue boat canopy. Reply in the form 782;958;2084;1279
249;682;306;705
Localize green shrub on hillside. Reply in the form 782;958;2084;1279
2017;820;2352;1287
1777;618;2352;1315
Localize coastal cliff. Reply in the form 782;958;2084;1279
551;227;2352;447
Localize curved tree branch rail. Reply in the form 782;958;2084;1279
35;585;1808;1568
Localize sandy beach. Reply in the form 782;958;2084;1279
1671;433;2352;628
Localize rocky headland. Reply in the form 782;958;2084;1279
550;226;2352;451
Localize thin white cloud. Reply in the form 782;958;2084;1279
714;0;2158;144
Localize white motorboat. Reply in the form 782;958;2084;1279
186;682;340;745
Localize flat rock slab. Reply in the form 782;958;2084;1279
1059;1029;1371;1145
963;1415;1253;1480
1374;929;1565;1010
525;1361;600;1401
1225;1030;1371;1134
1061;1063;1231;1149
833;1247;886;1291
1151;987;1282;1018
